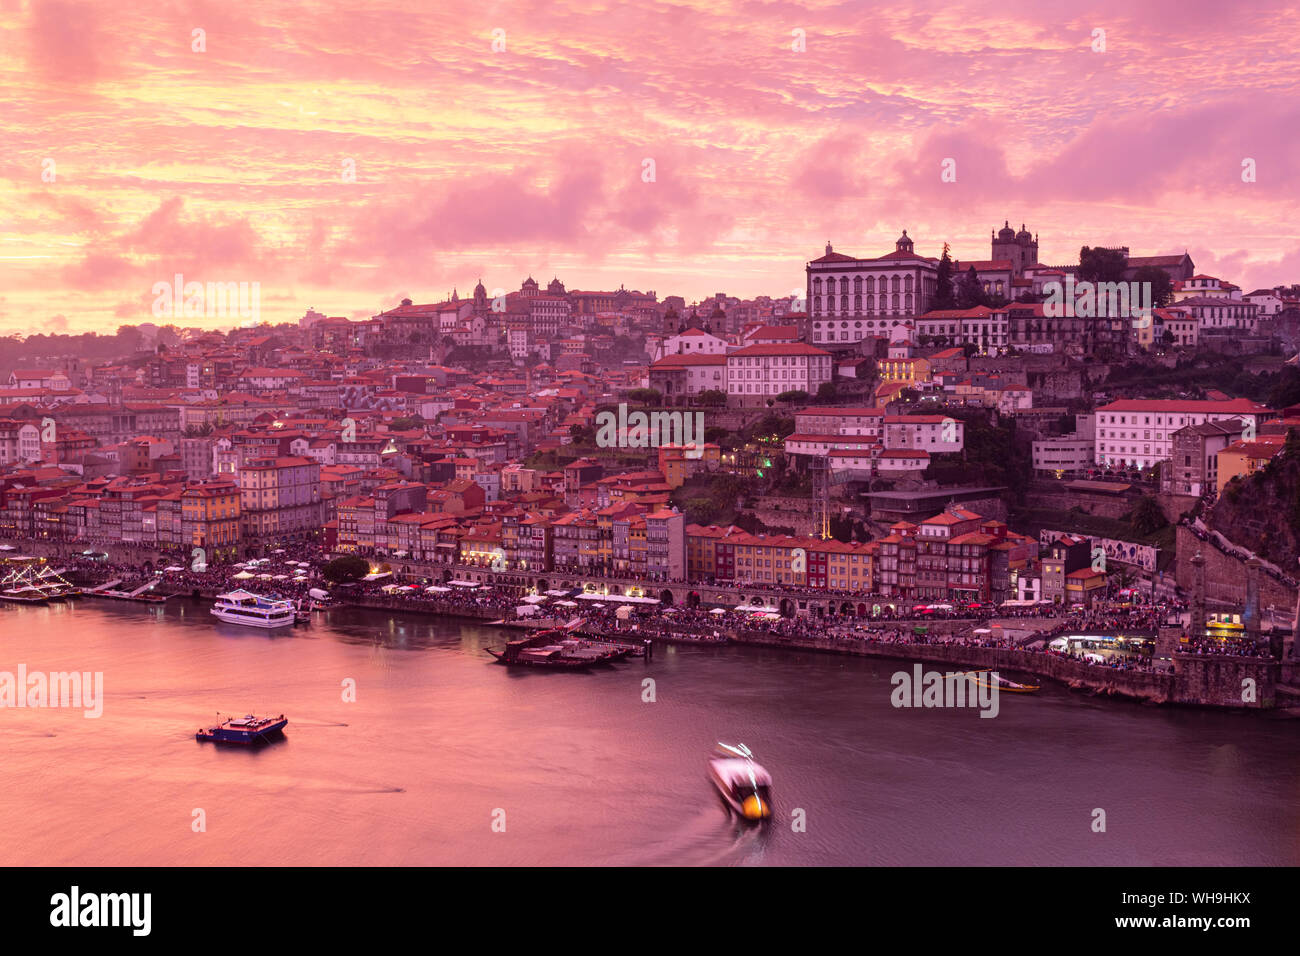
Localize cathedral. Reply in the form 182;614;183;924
991;221;1039;278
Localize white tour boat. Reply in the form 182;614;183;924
211;589;296;629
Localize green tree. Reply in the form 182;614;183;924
697;389;727;407
323;554;369;583
816;381;838;402
933;243;957;310
1128;495;1167;536
1131;265;1174;308
775;389;809;404
628;388;661;404
1078;246;1128;284
956;266;987;309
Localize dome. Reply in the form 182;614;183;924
1016;223;1031;240
997;220;1015;240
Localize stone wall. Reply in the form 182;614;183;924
1171;654;1279;708
1175;524;1298;612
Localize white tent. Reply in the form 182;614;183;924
522;594;547;604
425;585;452;593
708;608;727;615
448;580;480;588
308;588;329;600
554;600;578;608
515;604;539;617
232;571;255;580
163;566;185;572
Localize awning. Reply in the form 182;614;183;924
576;592;658;604
521;595;547;604
448;580;481;588
425;585;451;593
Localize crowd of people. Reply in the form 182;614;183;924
33;545;1280;670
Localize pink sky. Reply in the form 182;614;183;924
3;0;1299;334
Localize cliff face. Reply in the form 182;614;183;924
1208;450;1300;569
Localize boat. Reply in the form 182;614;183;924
708;742;773;822
966;670;1040;693
486;624;632;668
196;713;288;744
211;589;296;629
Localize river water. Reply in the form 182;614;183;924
1;600;1296;866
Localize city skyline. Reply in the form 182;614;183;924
4;0;1299;334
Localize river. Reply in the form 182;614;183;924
1;599;1296;865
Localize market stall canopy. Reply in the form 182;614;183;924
308;588;329;600
425;585;452;593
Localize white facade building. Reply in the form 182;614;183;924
1094;399;1270;469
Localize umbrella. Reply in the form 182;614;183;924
232;571;254;580
708;608;727;615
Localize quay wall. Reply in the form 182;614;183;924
724;632;1279;709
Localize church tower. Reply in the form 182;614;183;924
992;221;1039;278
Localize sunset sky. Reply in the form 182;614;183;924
2;0;1298;334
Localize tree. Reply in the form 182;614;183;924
323;554;369;583
933;243;957;310
956;266;987;309
1131;265;1174;308
628;388;661;404
816;381;838;402
775;389;809;404
1078;246;1128;284
1128;495;1167;536
697;389;727;407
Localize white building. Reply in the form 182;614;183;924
648;353;727;401
0;421;41;464
1095;398;1271;469
658;327;728;359
1032;434;1095;474
883;415;964;453
725;343;833;407
1175;296;1258;333
807;232;938;346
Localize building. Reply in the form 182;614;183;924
1217;436;1286;495
1163;421;1241;496
238;456;323;544
725;343;833;407
1041;535;1090;605
1032;434;1096;476
1095;399;1271;470
807;232;938;346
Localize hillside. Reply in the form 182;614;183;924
1207;434;1300;568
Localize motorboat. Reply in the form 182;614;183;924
708;742;773;822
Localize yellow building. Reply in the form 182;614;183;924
1217;437;1284;495
181;479;241;557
